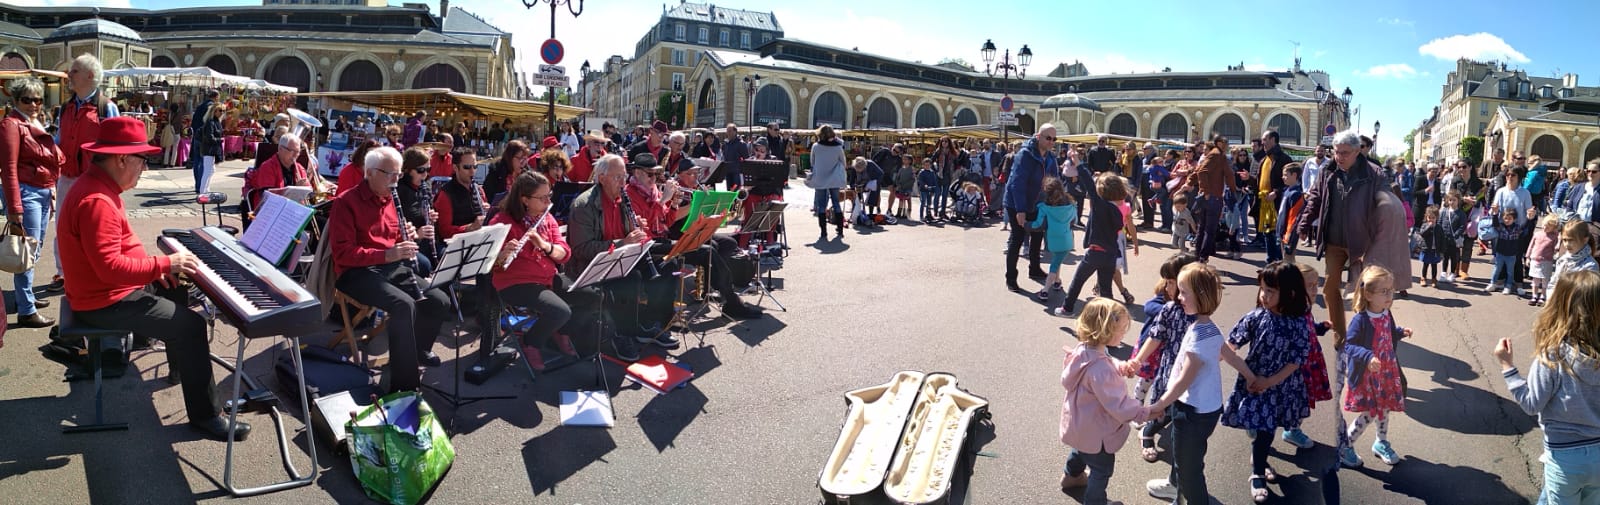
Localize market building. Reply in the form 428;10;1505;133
0;1;519;104
1419;58;1600;167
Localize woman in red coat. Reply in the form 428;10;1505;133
0;77;62;328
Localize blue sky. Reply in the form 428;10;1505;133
40;0;1600;156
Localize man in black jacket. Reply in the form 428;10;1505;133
1257;130;1294;260
1086;134;1115;174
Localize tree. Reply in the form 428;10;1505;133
936;57;974;71
1459;136;1484;168
1401;127;1417;163
656;92;686;129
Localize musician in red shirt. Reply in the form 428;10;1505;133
568;133;607;183
326;146;451;393
427;133;455;178
565;154;678;358
490;172;600;369
59;117;250;441
244;134;309;214
433;148;487;240
624;152;675;239
334;140;380;198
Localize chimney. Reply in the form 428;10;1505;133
440;0;449;21
1563;73;1578;89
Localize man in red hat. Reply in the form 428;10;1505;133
58;116;250;441
569;132;608;183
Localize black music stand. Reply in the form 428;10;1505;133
738;201;788;311
564;242;651;423
420;224;510;429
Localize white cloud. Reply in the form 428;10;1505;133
1354;63;1419;79
1244;63;1270;72
1418;33;1530;63
1377;17;1415;28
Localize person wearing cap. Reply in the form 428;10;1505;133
625;152;676;239
657;157;766;320
570;132;608;183
540;135;562;153
59;116;250;441
627;120;669;166
2;77;61;328
326;146;452;392
427;133;455;178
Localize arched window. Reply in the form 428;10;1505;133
0;52;28;70
1531;135;1564;166
338;60;384;92
694;80;717;128
866;97;897;129
1156;113;1188;142
412;63;467;93
1267;114;1302;146
914;103;940;128
264;57;311;93
204;54;237;76
812;91;846;128
1585;140;1600;167
1211;113;1246;144
1107;113;1137;137
752;84;791;126
953;108;978;126
150;55;176;68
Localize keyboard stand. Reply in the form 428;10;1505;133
218;329;318;497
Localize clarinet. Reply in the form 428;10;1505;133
390;185;427;300
498;207;550;271
472;181;490;221
617;182;660;278
418;179;440;261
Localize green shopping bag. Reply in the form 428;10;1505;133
346;392;455;505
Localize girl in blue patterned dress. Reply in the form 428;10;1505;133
1339;265;1412;468
1220;261;1312;502
1120;253;1200;463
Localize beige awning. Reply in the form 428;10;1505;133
297;88;588;122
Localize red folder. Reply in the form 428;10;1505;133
624;355;694;394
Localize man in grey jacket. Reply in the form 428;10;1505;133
566;154;678;358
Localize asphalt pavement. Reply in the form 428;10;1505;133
0;162;1547;504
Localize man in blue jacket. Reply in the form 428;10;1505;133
1003;124;1058;292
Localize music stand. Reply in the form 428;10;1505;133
681;190;738;232
739;201;788;311
564;243;652;424
695;158;727;186
419;224;510;428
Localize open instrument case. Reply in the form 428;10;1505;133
818;371;992;505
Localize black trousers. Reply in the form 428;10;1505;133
77;288;222;421
653;235;747;304
1004;208;1043;283
599;268;676;334
1061;249;1117;313
336;263;451;393
498;274;601;349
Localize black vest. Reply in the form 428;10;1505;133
440;179;484;227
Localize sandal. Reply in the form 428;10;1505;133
1121;288;1136;305
1263;466;1279;483
1249;475;1269;503
1035;290;1050;301
1140;436;1160;463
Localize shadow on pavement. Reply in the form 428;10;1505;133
1362;454;1532;505
636;384;708;452
522;424;618;496
807;237;851;254
1400;291;1472;308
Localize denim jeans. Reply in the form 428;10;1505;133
919;189;934;221
1169;401;1221;505
1539;443;1600;505
1154;186;1172;228
1004;208;1043;283
193;154;214;193
812;187;841;218
1193;194;1225;261
1064;448;1117;505
9;183;51;316
1492;253;1518;291
933;180;949;216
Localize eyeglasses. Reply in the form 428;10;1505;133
528;193;553;201
1040;136;1056;142
15;96;41;105
375;167;400;177
1514;156;1525;160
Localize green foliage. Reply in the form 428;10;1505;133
1401;128;1417;163
656;92;686;129
1459;136;1484;167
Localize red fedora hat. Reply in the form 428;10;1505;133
80;116;161;156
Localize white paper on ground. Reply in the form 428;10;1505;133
559;390;614;427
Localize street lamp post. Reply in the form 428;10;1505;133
1342;87;1353;129
523;0;584;134
743;74;762;128
579;60;591;129
980;39;1031;145
1373;120;1382;152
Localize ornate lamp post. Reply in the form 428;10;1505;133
980;39;1031;145
578;60;591;128
1373;120;1382;152
1341;87;1354;128
743;73;762;128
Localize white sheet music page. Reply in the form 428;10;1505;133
241;192;314;265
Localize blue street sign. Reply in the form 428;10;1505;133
1000;96;1014;113
541;38;564;65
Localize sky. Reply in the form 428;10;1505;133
30;0;1600;157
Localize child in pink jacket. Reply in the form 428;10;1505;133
1061;298;1159;504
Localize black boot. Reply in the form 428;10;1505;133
817;214;828;240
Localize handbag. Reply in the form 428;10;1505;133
0;223;37;274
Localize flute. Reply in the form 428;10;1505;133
390;185;427;300
498;207;551;271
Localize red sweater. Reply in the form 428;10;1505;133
1;110;63;210
569;147;602;183
429;152;454;178
57;93;107;179
490;211;569;290
335;160;365;197
327;182;400;278
59;168;172;311
247;155;307;209
625;180;670;239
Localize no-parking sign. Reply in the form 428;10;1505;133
541;38;564;65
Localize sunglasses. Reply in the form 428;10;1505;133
15;96;42;105
1040;136;1056;142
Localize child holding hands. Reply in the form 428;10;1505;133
1059;298;1160;504
1339;265;1413;467
1220;261;1313;502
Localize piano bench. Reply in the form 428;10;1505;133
329;291;389;369
58;298;132;434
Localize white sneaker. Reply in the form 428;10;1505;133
1502;288;1515;295
1147;478;1179;500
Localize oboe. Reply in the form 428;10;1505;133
498;207;550;271
390;185;427;300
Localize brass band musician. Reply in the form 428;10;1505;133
626;153;764;320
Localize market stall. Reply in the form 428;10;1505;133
101;67;300;163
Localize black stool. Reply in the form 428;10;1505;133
58;298;131;434
196;192;239;236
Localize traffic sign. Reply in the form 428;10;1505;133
531;75;570;88
1324;122;1336;136
538;64;566;76
999;95;1014;113
540;38;564;65
996;112;1018;126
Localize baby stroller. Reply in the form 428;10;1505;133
950;186;986;223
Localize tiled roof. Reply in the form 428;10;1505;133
664;2;780;32
1501;106;1600;126
442;7;505;36
1471;70;1600;100
141;28;488;48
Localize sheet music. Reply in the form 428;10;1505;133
427;223;510;290
239;192;314;266
691;157;721;171
271;185;314;204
